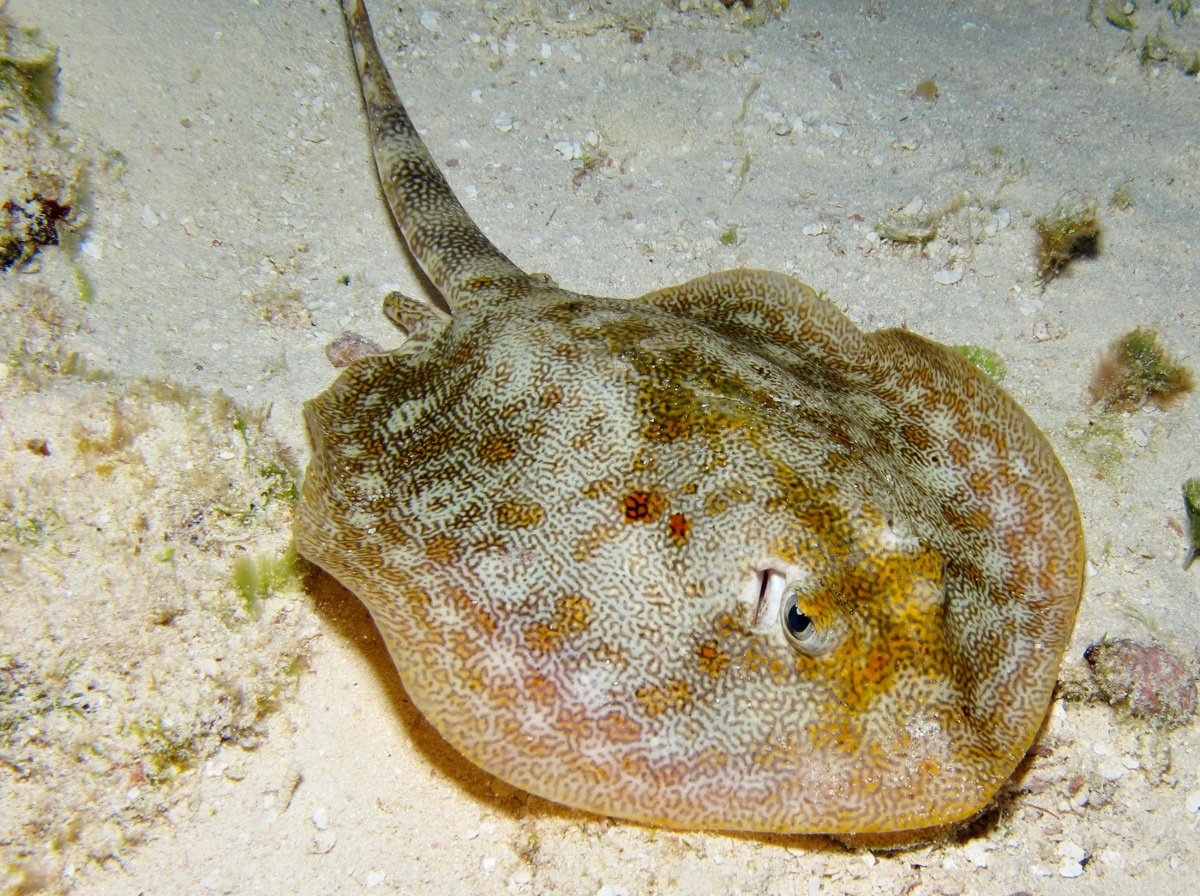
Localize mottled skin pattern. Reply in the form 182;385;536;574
296;0;1085;835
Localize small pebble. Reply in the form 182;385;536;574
325;332;384;368
1060;841;1087;861
554;140;581;161
963;840;992;868
1084;638;1197;727
1057;841;1087;878
1059;858;1085;879
311;830;336;854
984;209;1011;237
419;10;441;33
933;268;964;285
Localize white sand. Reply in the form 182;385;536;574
2;0;1198;893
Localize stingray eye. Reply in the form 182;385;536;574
783;597;815;642
780;593;837;656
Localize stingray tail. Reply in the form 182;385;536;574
342;0;533;310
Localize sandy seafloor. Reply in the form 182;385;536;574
2;0;1199;893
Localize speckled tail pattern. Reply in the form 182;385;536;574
342;0;535;310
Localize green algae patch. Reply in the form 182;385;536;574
952;345;1007;382
1089;328;1193;412
1034;197;1100;285
0;14;85;272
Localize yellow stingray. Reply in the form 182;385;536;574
296;0;1085;838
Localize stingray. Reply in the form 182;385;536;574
296;0;1085;838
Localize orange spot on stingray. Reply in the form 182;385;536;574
668;512;691;544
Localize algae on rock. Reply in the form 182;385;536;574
1;13;84;272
